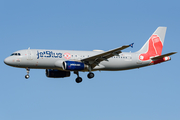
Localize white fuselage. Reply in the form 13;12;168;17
4;49;151;71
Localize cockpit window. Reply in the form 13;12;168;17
10;53;15;56
10;53;21;56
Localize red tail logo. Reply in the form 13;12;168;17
139;35;163;61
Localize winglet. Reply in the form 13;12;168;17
129;43;134;48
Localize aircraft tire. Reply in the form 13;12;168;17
25;75;30;79
87;72;94;79
76;77;82;83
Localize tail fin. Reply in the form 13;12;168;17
138;27;167;61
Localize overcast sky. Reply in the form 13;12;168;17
1;0;180;120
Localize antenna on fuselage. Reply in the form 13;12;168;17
28;47;30;50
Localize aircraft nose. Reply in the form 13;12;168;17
4;57;11;65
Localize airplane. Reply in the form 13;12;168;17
4;27;177;83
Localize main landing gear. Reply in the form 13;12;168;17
25;68;30;79
74;71;82;83
87;66;94;79
87;72;94;79
74;71;95;83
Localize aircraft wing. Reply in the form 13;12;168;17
81;43;134;68
151;52;177;61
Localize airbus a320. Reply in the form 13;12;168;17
4;27;176;83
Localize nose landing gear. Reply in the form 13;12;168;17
25;68;30;79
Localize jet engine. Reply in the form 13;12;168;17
62;61;86;71
46;69;70;78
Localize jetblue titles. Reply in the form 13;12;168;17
37;51;62;59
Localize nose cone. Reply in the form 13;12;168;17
4;57;12;65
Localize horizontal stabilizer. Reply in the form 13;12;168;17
151;52;177;61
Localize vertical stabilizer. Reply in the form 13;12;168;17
137;27;167;61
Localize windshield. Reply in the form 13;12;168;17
10;53;21;56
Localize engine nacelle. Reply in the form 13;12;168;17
46;69;70;78
62;61;86;71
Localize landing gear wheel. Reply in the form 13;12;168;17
25;68;30;79
87;72;94;79
25;74;30;79
76;77;82;83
